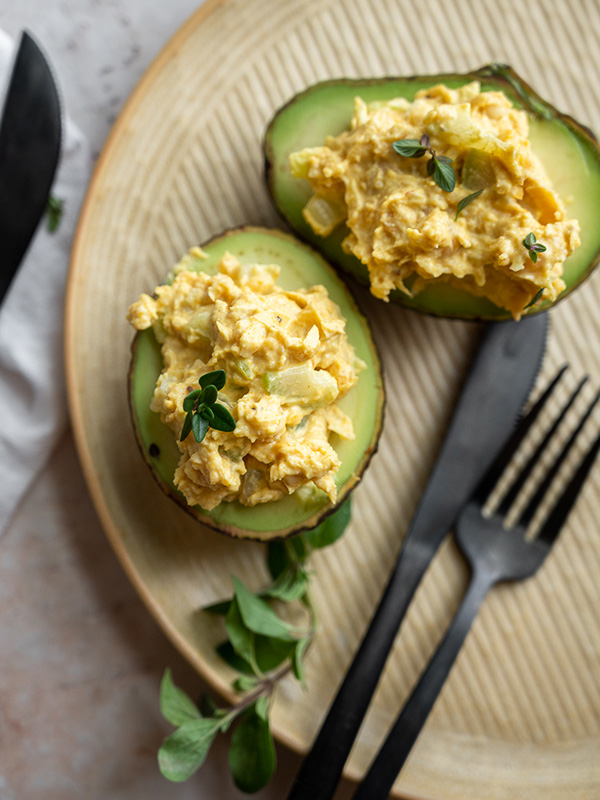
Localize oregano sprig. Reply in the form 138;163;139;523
522;232;547;263
393;133;456;192
180;369;236;443
158;499;352;793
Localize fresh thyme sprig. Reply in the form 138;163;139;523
158;500;352;792
180;369;236;443
393;134;456;192
522;232;547;263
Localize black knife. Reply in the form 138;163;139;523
0;31;61;306
287;312;549;800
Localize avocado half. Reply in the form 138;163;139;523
264;64;600;321
128;227;385;541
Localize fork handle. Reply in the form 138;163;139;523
286;544;435;800
352;568;493;800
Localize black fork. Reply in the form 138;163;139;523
352;368;600;799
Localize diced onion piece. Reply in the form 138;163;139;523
183;308;213;344
263;366;339;408
302;193;347;237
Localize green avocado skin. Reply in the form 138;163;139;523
264;64;600;321
128;226;385;541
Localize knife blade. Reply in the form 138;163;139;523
287;312;549;800
0;31;61;306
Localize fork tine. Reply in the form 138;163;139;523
535;426;600;546
517;387;600;529
495;374;588;516
473;365;568;504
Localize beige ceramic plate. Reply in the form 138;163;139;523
65;0;600;797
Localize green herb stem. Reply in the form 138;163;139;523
226;666;285;717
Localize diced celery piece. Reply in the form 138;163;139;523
232;359;254;382
263;366;338;408
461;148;497;191
183;308;213;344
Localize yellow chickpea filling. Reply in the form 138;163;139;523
127;252;363;511
291;82;581;319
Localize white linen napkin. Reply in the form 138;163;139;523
0;29;91;535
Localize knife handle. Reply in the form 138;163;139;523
286;542;431;800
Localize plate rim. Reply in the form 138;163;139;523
62;1;600;797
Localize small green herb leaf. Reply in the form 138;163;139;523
192;413;209;443
199;404;214;421
183;389;202;412
267;541;288;581
209;403;236;432
228;707;277;794
290;534;310;562
202;384;218;406
232;576;297;641
525;287;544;308
393;136;456;192
455;188;484;220
292;637;310;685
304;498;352;550
254;635;296;672
220;635;295;674
433;159;456;192
255;694;270;721
392;139;428;158
200;369;226;390
216;640;254;674
46;195;64;233
523;232;546;263
158;718;221;782
232;675;260;693
225;598;257;667
180;410;194;442
159;669;202;727
264;567;309;602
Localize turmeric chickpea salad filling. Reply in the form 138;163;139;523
127;250;365;512
289;81;581;319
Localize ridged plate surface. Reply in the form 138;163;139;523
65;0;600;797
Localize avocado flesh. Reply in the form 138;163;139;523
129;227;384;541
264;64;600;320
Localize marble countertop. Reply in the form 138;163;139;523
0;3;357;798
